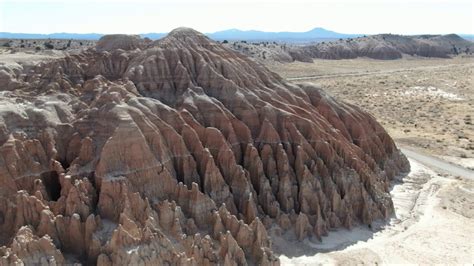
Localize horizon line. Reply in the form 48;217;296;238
1;27;472;37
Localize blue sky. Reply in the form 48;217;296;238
0;0;472;34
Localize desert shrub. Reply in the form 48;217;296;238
35;46;41;51
222;40;228;44
451;45;458;55
44;42;54;49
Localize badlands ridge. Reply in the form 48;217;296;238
0;28;408;265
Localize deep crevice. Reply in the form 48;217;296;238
40;171;61;201
59;159;70;171
86;171;100;214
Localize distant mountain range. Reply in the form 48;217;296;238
1;28;472;43
207;28;361;41
0;28;359;42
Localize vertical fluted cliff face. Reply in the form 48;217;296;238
0;28;409;265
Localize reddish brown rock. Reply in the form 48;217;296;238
1;226;65;265
0;27;409;264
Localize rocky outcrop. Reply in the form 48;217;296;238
0;27;409;265
96;34;144;51
222;41;302;63
298;34;474;60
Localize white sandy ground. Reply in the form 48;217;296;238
275;159;474;265
402;86;464;100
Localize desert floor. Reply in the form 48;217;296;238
268;56;474;170
268;56;474;264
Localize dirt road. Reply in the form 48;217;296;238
400;146;474;179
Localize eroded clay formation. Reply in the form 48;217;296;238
299;34;474;60
0;28;409;265
226;34;473;63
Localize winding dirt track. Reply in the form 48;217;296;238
399;146;474;179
